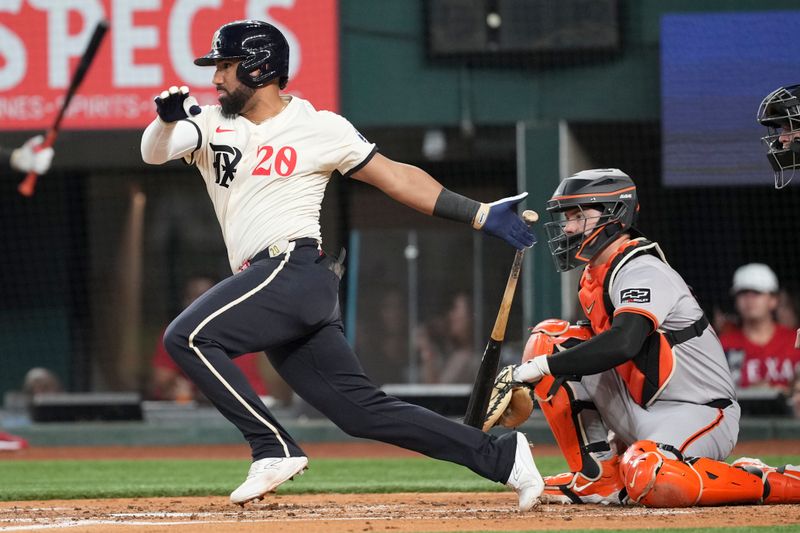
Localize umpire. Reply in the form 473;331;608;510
141;20;543;510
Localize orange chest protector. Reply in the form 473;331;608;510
578;239;682;408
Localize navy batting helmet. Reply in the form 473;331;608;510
195;20;289;89
757;84;800;189
544;169;639;272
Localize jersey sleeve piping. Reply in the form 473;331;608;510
343;145;378;178
181;119;203;165
614;307;659;330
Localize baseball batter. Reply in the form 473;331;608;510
485;169;800;507
140;19;543;509
758;84;800;348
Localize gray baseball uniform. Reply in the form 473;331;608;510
572;254;739;460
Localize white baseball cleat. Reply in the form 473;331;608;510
230;456;308;505
505;432;544;511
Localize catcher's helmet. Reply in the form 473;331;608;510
757;84;800;189
544;169;638;272
195;20;289;89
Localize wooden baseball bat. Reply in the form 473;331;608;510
463;209;539;429
18;19;109;197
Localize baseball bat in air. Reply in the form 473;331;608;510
18;19;109;197
463;209;539;429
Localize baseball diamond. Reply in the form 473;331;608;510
0;442;798;531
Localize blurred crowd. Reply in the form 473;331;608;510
715;263;800;416
357;261;800;418
3;137;797;421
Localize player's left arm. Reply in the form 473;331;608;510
538;312;652;376
352;153;535;249
515;263;670;383
141;86;202;165
351;153;442;213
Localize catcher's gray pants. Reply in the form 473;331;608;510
571;369;740;460
163;240;516;482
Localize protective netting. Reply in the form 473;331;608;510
0;2;797;421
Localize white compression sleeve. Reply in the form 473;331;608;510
140;118;200;164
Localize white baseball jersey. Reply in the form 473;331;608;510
182;96;375;272
610;254;736;404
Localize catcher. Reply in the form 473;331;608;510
484;168;800;507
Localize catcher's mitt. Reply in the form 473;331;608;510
482;365;535;432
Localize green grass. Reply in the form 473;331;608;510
0;455;798;502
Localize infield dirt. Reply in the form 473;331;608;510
0;441;798;532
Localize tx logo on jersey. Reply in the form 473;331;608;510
210;143;242;188
620;288;651;304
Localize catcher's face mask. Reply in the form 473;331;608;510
758;84;800;189
545;205;624;272
544;169;638;273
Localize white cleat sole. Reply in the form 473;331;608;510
230;456;308;506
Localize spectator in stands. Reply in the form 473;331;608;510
149;276;269;402
0;367;60;452
720;263;800;394
418;291;476;384
22;367;63;396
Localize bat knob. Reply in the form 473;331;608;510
18;176;36;197
522;210;539;225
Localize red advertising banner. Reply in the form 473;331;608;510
0;0;338;130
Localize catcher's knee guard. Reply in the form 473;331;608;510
525;319;607;479
522;319;593;364
621;440;763;507
485;319;594;433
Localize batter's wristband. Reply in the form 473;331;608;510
433;188;485;228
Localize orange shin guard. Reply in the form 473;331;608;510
535;375;586;475
733;458;800;504
691;458;763;506
621;441;763;507
763;467;800;504
526;319;600;478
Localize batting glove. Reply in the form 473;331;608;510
473;192;536;250
512;355;551;385
10;135;54;175
154;85;201;122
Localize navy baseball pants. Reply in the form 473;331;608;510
163;239;516;482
